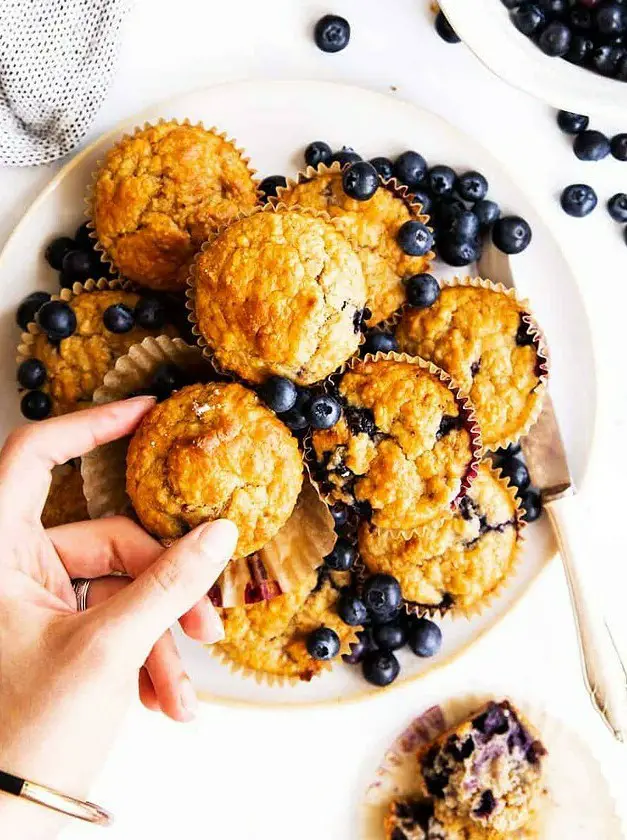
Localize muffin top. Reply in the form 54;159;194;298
42;463;88;529
218;567;356;681
192;209;367;385
359;464;521;613
277;170;431;325
310;357;477;530
92;122;258;291
22;290;178;416
126;382;303;557
395;284;547;450
384;798;509;840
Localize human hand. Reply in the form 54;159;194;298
0;398;238;838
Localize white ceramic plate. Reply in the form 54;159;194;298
439;0;627;121
0;80;597;706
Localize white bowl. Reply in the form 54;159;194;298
439;0;627;121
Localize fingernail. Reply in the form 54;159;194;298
205;605;225;644
126;394;157;405
180;677;198;718
197;519;239;559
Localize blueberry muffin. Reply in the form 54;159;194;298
126;382;303;558
384;798;513;840
91;122;258;291
309;357;478;530
191;208;367;385
418;701;546;835
276;167;432;325
358;464;521;615
18;288;178;417
217;566;357;681
395;282;548;450
42;462;88;529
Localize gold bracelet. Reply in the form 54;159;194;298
0;768;112;826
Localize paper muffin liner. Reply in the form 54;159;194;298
392;276;551;452
80;334;334;607
362;693;624;840
84;118;261;288
185;201;367;384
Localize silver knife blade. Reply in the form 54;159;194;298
475;243;574;502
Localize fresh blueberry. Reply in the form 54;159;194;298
406;273;440;308
591;44;625;76
499;457;531;491
17;358;47;390
537;0;568;16
447;210;481;242
324;539;356;572
565;34;594;65
428;165;456;198
595;2;626;35
362;574;403;622
412;189;433;216
36;300;77;341
370;157;394;181
556;110;589;134
260;375;298;414
103;303;135;334
330;147;362;167
456;171;488;202
569;6;593;30
520;488;543;523
305;140;332;168
608;193;627;222
397;221;434;256
511;4;546;36
281;389;311;432
259;175;287;200
501;0;521;8
617;53;627;80
151;363;186;401
492;216;532;255
338;588;368;626
362;650;400;686
74;222;94;252
474;199;501;229
495;442;522;459
434;196;466;226
20;390;52;421
538;21;572;57
364;331;398;355
438;238;481;266
516;315;535;346
560;183;598;217
435;11;460;43
44;236;75;271
394;151;428;189
373;621;407;651
624;226;627;247
610;133;627;161
16;291;51;330
134;297;166;330
342;630;374;664
307;626;341;660
314;14;351;53
306;394;342;430
342;161;379;201
330;503;350;529
407;617;442;657
61;250;93;284
573;130;611;161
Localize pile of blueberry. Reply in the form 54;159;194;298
491;443;543;524
43;222;113;288
504;0;627;81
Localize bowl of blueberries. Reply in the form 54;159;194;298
438;0;627;119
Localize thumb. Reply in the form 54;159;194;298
99;519;237;663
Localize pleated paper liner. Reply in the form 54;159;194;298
362;694;624;840
83;118;261;291
270;161;435;327
391;276;551;452
80;334;336;608
185;202;367;385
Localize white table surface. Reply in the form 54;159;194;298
1;1;626;836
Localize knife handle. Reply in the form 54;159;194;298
546;495;627;743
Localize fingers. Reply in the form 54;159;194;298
138;667;160;713
145;631;197;722
0;397;155;524
178;595;225;644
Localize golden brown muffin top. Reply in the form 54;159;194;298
192;209;367;385
277;171;431;325
25;290;178;416
310;358;476;530
92;122;258;291
218;568;355;681
395;285;546;450
126;382;303;557
42;463;88;529
359;464;520;612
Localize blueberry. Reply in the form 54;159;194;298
74;222;94;252
406;273;440;308
520;488;543;522
591;44;625;76
330;503;350;529
373;621;407;651
16;291;51;330
438;238;481;266
397;221;434;256
36;300;77;341
565;34;594;65
258;375;297;414
342;630;373;664
595;2;626;35
456;171;488;202
560;184;598;217
434;196;466;226
314;14;350;53
151;363;186;401
407;617;442;657
511;4;546;36
610;133;627;161
608;193;627;222
363;574;403;622
44;236;76;270
448;210;481;242
624;226;627;247
338;588;368;625
394;151;428;189
330;147;362;167
305;140;332;168
17;358;47;390
428;165;456;198
21;390;52;421
61;249;93;284
538;21;572;56
499;457;531;491
364;331;398;355
324;539;356;572
537;0;568;16
474;199;501;229
342;161;379;201
282;403;310;432
493;216;532;255
617;53;627;80
306;394;342;430
412;189;433;216
103;303;135;334
474;791;497;819
573;130;611;161
134;297;166;330
556;110;589;134
307;626;341;660
495;442;522;459
569;6;593;30
370;157;394;181
362;650;400;686
435;11;460;43
259;175;287;200
501;0;521;7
